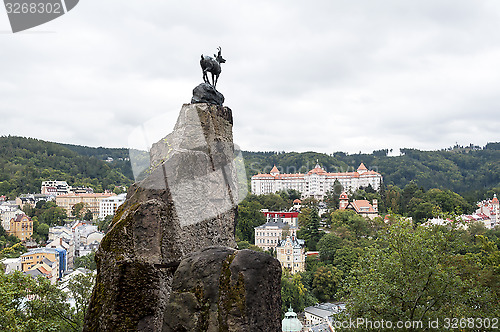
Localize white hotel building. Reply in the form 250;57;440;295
251;163;382;199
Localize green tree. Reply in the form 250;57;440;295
297;208;324;251
312;264;342;302
344;218;500;331
330;209;371;239
0;271;73;331
65;273;96;331
236;240;263;252
97;215;114;233
281;271;316;315
72;202;86;219
316;233;342;264
83;210;94;221
236;198;265;243
74;251;97;271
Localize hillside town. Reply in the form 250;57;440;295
1;161;499;331
0;181;126;286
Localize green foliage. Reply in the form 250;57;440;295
32;222;49;243
71;202;86;219
312;264;342;302
0;242;26;259
236;198;265;243
330;209;372;239
236;241;263;252
74;252;97;271
96;215;114;233
65;273;96;331
281;271;317;316
297;208;324;251
0;136;133;198
83;210;93;221
0;225;21;251
0;270;95;332
342;218;500;331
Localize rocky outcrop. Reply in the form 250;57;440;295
83;103;281;332
163;247;282;331
191;83;225;106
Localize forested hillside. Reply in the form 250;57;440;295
242;142;500;198
0;136;133;198
1;136;498;201
60;143;134;180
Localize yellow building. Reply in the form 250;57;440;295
56;193;115;219
8;214;33;241
276;236;306;274
20;248;59;272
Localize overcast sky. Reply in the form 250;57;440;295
1;1;499;155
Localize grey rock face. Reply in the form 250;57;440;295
163;246;282;332
191;82;225;106
84;103;239;331
83;103;281;332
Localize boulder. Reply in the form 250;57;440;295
191;83;225;106
163;246;282;332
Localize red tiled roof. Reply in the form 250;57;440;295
349;200;376;213
270;165;280;174
251;163;381;179
57;193;115;198
13;214;30;222
357;163;368;171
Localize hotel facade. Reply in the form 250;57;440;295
251;163;383;199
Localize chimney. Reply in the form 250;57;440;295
372;199;378;212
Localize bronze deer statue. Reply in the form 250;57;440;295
200;47;226;88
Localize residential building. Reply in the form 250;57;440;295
276;236;306;274
20;247;65;281
15;194;52;209
339;192;379;220
304;302;345;329
21;248;57;271
262;211;299;227
72;222;104;257
56;193;115;219
47;237;75;270
255;221;298;251
41;180;71;195
8;214;33;241
1;257;22;274
251;163;382;200
476;194;499;229
48;225;73;242
41;180;94;196
99;193;126;219
0;206;24;232
25;258;59;284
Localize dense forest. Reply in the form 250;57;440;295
242;142;500;200
0;136;133;198
1;136;499;202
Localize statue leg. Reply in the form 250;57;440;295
202;70;209;84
